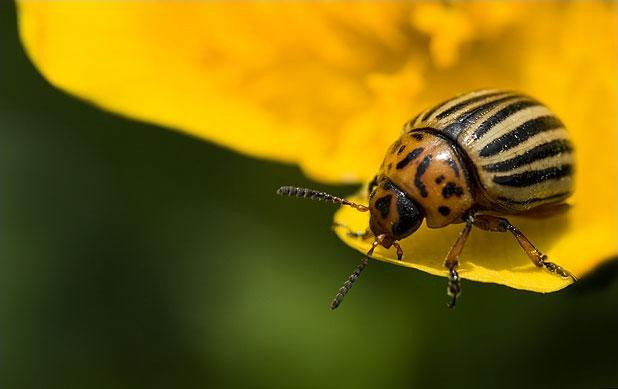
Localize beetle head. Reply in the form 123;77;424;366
368;178;424;247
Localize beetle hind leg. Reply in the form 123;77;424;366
472;214;576;282
534;253;576;281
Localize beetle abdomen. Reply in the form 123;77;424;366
405;90;574;211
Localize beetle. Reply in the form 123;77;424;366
277;89;576;309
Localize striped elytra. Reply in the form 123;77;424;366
400;89;574;214
277;89;576;309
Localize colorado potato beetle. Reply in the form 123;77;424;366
277;89;575;309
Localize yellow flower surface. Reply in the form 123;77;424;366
18;1;616;291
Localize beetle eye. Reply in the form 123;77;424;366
392;194;423;238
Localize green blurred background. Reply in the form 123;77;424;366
1;2;617;388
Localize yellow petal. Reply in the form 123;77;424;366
411;4;475;68
17;1;417;183
334;2;617;291
334;187;614;292
17;1;617;290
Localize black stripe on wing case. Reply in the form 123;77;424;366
479;116;564;158
455;94;520;125
492;164;573;187
409;112;422;127
442;94;520;139
434;91;504;120
482;139;573;172
473;99;539;140
420;91;494;122
421;103;445;122
497;192;571;205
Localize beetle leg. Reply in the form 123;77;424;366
331;222;373;240
443;214;474;308
472;215;576;281
392;242;404;261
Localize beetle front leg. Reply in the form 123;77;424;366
443;214;474;308
331;222;373;240
392;242;403;261
472;215;576;281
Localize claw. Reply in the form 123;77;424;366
447;294;457;309
542;260;577;282
447;268;460;309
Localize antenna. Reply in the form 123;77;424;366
330;234;385;310
276;186;369;212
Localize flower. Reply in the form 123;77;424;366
17;1;616;292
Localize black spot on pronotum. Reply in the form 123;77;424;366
414;155;432;198
397;145;406;155
375;195;392;219
445;158;460;177
438;206;451;216
435;175;445;184
396;147;424;170
387;163;393;170
442;182;464;198
412;133;423;141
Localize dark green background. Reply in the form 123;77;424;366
2;2;617;388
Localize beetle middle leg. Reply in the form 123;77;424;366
443;214;474;308
472;214;576;281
